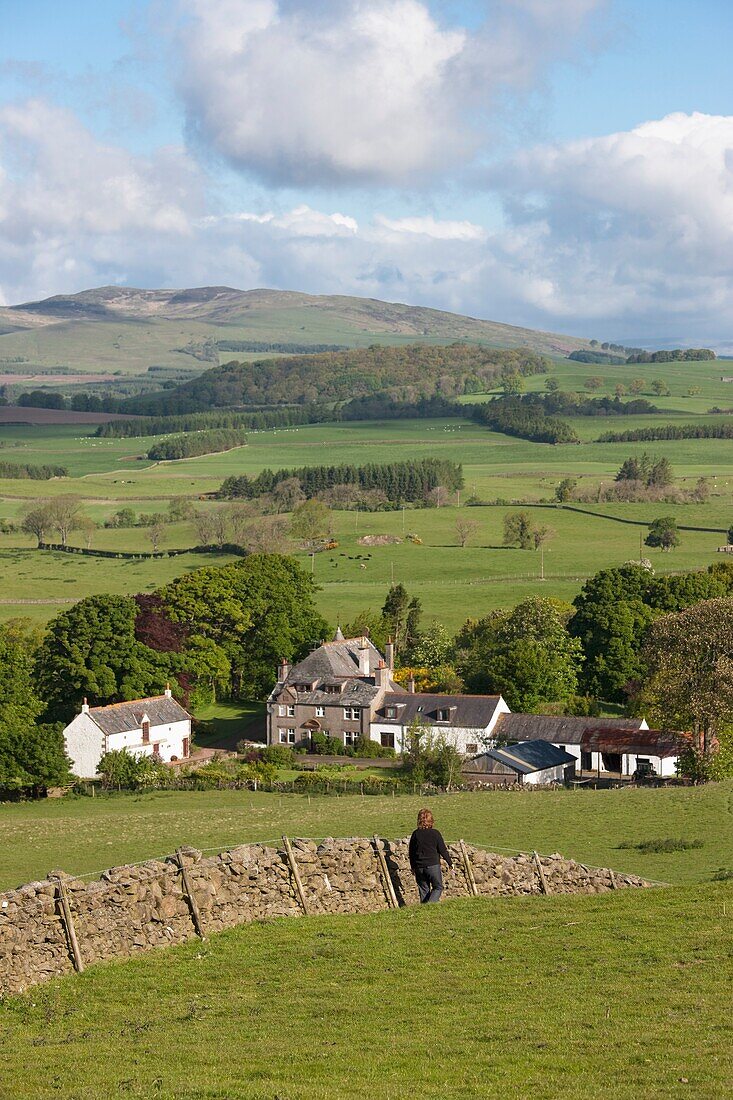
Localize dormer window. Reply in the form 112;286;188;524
385;706;397;719
436;708;450;723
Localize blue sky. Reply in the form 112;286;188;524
1;0;733;344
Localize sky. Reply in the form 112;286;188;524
1;0;733;345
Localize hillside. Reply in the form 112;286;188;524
0;286;593;380
121;343;550;414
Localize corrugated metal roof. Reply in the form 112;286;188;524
88;695;191;735
581;728;688;757
378;692;503;729
477;740;576;776
494;713;645;745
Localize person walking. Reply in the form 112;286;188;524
408;807;453;903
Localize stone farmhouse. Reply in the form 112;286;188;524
63;688;192;778
267;632;686;777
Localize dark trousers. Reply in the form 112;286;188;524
415;864;443;903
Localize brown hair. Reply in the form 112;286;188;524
417;808;434;829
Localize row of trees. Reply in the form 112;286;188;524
471;398;579;444
599;422;733;443
147;428;249;461
218;459;464;505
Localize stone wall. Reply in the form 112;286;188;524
0;839;651;995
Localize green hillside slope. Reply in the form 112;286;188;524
0;285;593;379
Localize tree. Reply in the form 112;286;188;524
427;485;450;508
555;478;577;502
503;511;534;550
47;496;85;545
289;499;333;549
545;377;560;393
271;477;305;514
533;525;555;550
159;555;329;698
343;609;389;652
614;383;627;398
628;378;645;395
382;584;422;654
584;376;603;391
500;371;524;396
0;625;70;790
193;510;216;545
651;379;670;396
168;497;195;522
645;516;679;551
455;517;479;547
728;525;733;546
408;621;454;668
455;598;583;710
21;503;53;547
147;521;166;553
35;595;176;723
639;598;733;755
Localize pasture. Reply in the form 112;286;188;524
1;783;732;1098
2;355;733;628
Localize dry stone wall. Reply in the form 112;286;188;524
0;839;651;995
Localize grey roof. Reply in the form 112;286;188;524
494;713;645;746
478;740;576;776
286;637;384;684
378;692;503;730
88;695;191;735
294;682;383;707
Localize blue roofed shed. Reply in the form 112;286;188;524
465;740;577;786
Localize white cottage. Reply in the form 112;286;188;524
63;688;192;778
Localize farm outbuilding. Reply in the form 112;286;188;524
464;740;577;786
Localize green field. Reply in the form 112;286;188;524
1;785;732;1098
2;782;732;891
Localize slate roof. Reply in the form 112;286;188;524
581;728;687;757
87;695;191;736
285;637;384;684
476;740;576;776
378;692;504;729
493;713;646;746
291;682;384;707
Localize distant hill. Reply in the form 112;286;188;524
0;286;593;380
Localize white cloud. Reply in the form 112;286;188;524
173;0;606;186
483;111;733;335
375;214;486;241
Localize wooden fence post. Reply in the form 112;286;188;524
53;876;85;974
609;869;617;890
532;850;551;896
282;836;310;915
176;848;206;940
372;835;399;909
459;839;479;897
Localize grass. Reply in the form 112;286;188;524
193;700;266;749
0;883;732;1099
2;781;732;891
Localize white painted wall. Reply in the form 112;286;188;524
369;713;510;755
524;764;570;786
63;713;191;777
63;713;105;779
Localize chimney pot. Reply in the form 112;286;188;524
407;676;416;694
164;683;172;698
81;697;90;714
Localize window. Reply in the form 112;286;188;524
152;742;161;755
315;705;325;718
287;704;295;717
381;732;395;749
343;706;360;721
182;738;189;757
142;720;150;745
279;729;296;744
278;705;286;717
344;731;357;747
466;743;478;755
436;708;450;722
385;706;397;719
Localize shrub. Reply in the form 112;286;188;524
354;735;396;758
259;744;296;766
618;838;703;853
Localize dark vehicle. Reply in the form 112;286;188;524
633;759;658;783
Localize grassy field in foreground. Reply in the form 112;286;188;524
2;782;732;891
0;883;731;1099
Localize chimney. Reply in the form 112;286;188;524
358;637;371;676
407;676;416;694
385;637;395;670
164;683;172;698
277;658;290;682
81;697;90;714
376;659;389;688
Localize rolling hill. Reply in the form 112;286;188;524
0;286;593;380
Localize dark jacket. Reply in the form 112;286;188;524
409;827;453;871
